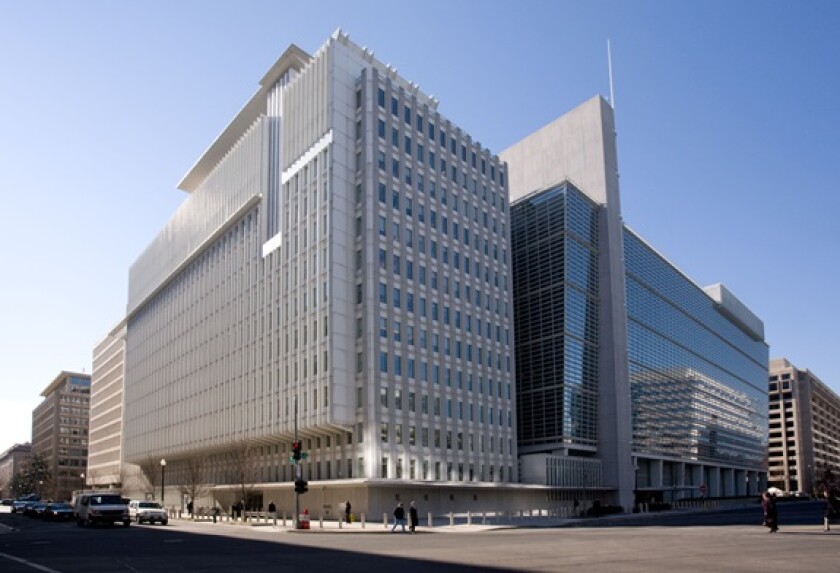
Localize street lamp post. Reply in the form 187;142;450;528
160;459;167;505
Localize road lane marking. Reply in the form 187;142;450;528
0;551;62;573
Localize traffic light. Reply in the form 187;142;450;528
292;441;302;461
294;479;308;494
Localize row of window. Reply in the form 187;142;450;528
374;86;504;187
379;424;512;452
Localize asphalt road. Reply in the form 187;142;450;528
1;501;838;572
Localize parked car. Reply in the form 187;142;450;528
74;493;130;527
23;502;46;516
128;500;168;525
11;501;27;513
44;502;75;521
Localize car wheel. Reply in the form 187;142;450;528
123;520;131;527
161;519;168;526
136;515;142;524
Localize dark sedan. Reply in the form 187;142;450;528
25;502;48;517
44;502;75;521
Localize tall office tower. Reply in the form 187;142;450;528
87;321;127;489
768;358;840;495
505;97;768;508
122;31;516;513
31;372;90;500
504;97;634;508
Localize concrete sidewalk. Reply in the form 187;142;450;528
162;504;742;535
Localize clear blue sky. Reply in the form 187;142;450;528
2;1;838;447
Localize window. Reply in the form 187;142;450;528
378;87;385;107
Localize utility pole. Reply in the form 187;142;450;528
294;394;299;528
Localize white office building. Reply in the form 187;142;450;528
121;31;518;515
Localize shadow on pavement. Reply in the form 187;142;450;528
0;512;521;573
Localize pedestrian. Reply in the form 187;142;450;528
391;502;406;533
268;500;276;514
762;491;778;533
187;500;193;517
823;489;838;532
344;500;352;524
211;504;220;523
409;501;418;533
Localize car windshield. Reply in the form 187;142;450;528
90;495;123;505
139;502;162;508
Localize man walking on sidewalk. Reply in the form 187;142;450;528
391;502;406;533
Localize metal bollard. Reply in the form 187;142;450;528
361;512;366;528
467;511;472;526
449;512;454;527
482;511;486;525
427;512;433;528
339;515;343;529
319;515;323;529
384;513;388;528
282;513;286;527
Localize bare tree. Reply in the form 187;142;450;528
229;445;260;513
115;464;128;489
177;456;209;520
137;457;161;500
85;468;102;489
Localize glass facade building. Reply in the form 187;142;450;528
510;179;768;502
511;183;600;452
625;230;768;494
